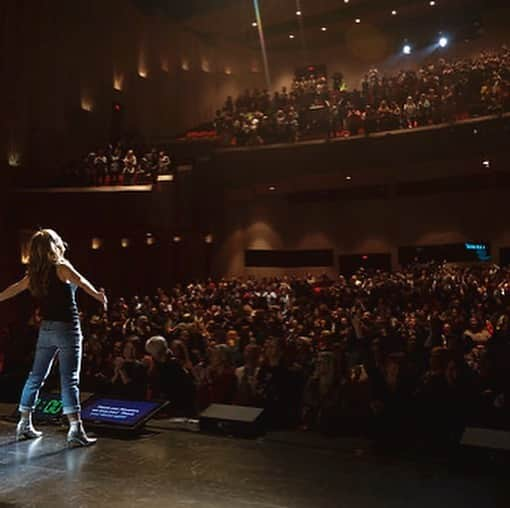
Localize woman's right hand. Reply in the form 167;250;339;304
97;289;108;311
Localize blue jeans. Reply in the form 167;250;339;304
19;320;83;415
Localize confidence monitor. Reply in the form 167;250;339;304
81;397;168;432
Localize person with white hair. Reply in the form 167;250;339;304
145;336;196;416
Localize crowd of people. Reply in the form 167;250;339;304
213;46;510;146
7;262;508;449
62;144;172;186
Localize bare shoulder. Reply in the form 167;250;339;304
55;260;75;281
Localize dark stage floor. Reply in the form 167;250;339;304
0;416;507;508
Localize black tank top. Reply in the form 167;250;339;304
39;265;79;323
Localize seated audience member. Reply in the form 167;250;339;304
302;351;342;434
234;344;261;406
403;96;418;128
94;149;108;186
370;354;415;448
157;151;171;177
109;147;122;185
257;337;294;429
109;338;147;400
122;149;137;184
341;364;371;436
145;336;196;417
197;344;237;410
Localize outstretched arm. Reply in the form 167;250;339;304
58;262;107;310
0;276;29;303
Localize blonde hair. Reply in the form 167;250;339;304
27;229;66;298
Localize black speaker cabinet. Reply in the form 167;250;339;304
199;404;265;438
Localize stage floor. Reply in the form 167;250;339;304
0;418;507;508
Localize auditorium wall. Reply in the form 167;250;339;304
0;0;263;177
213;187;510;277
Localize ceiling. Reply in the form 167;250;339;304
185;0;498;51
133;0;505;51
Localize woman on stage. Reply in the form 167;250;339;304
0;229;107;447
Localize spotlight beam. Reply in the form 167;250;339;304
252;0;272;90
295;0;309;63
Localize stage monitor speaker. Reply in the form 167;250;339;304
199;404;265;438
461;427;510;452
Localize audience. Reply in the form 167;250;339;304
63;143;173;187
4;261;508;448
214;46;510;145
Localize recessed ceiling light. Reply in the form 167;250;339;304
429;1;436;6
296;10;302;16
289;34;295;39
269;185;276;191
482;160;491;169
346;176;352;181
252;21;257;27
344;0;349;3
392;10;398;15
321;26;327;32
355;18;361;24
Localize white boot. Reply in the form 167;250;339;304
16;413;43;441
67;420;97;447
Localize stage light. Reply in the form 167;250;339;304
113;72;124;92
344;0;349;3
346;176;352;181
205;234;214;244
392;10;398;15
91;238;103;251
8;151;21;167
429;1;436;6
296;10;302;16
289;34;295;39
81;96;94;112
355;18;361;24
252;21;257;27
321;27;327;32
173;235;182;243
269;185;276;191
403;44;412;55
121;238;130;248
438;36;448;48
482;159;491;169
